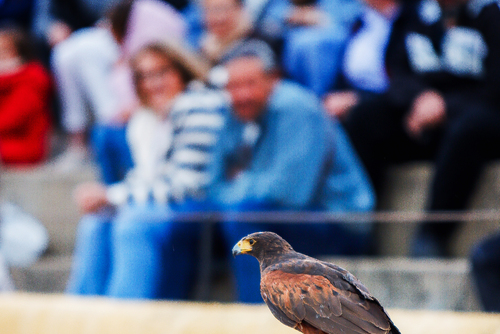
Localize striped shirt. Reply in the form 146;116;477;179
107;83;227;205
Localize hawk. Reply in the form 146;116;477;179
232;231;400;334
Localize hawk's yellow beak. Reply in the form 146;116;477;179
232;239;253;256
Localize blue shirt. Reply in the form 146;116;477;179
209;80;375;212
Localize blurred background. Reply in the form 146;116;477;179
0;0;499;319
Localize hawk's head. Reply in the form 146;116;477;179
232;231;294;262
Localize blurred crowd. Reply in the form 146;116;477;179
1;0;500;310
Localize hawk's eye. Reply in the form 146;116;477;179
249;239;256;246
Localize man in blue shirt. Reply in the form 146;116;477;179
209;41;375;303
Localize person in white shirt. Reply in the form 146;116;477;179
51;0;186;181
66;40;226;299
323;0;401;120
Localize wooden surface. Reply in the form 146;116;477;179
0;293;499;334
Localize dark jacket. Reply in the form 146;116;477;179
384;0;446;110
336;0;445;106
452;1;500;110
384;0;500;112
0;0;35;29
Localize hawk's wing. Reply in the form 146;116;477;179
260;260;393;334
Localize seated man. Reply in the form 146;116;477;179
256;0;362;96
187;0;360;96
323;0;403;120
344;0;500;256
209;41;375;303
187;0;279;66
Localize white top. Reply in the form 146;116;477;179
127;109;174;184
106;85;227;205
343;6;395;93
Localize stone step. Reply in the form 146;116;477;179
0;164;99;255
322;257;480;311
2;161;500;258
10;255;72;294
2;161;499;301
10;255;481;312
377;162;500;256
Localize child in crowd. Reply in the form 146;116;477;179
0;27;52;166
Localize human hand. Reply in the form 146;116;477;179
48;21;72;47
405;90;446;138
323;91;359;119
74;182;110;214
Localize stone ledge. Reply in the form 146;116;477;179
10;255;482;312
0;293;498;334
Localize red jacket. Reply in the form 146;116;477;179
0;62;52;165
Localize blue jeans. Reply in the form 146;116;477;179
91;125;133;185
67;201;204;299
220;202;372;303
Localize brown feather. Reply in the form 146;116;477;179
261;270;391;334
297;322;328;334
